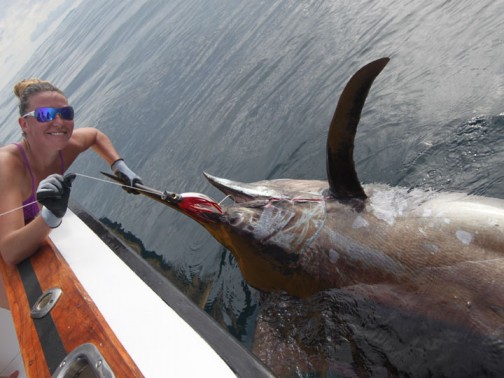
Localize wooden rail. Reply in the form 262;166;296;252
0;239;143;377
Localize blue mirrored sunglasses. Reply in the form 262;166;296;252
22;106;74;122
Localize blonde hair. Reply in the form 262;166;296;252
14;78;64;116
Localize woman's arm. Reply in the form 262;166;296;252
0;216;52;265
68;128;142;187
0;152;52;265
67;127;122;165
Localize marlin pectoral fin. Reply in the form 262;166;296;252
326;57;389;201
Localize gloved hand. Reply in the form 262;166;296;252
111;159;143;194
36;173;76;228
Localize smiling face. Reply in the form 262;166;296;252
19;91;74;151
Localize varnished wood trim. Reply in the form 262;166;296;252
17;259;66;373
0;255;50;376
0;239;143;377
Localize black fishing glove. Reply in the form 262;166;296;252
36;173;76;228
111;159;143;194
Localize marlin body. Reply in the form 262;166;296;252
205;176;504;334
109;58;504;341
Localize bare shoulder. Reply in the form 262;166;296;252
70;127;98;143
0;144;23;172
60;128;101;167
67;127;99;151
0;145;24;188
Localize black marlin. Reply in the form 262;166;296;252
105;58;504;340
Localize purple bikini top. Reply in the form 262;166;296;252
13;143;65;224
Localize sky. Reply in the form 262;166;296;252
0;0;82;89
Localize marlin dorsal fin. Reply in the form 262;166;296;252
326;57;389;201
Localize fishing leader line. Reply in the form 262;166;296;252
0;172;232;218
74;173;164;196
75;173;233;208
0;200;39;218
0;172;158;218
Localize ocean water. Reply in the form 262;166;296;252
1;0;503;375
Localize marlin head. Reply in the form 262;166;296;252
202;172;337;295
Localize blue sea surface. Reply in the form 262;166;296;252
1;0;503;375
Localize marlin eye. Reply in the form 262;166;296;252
229;213;243;226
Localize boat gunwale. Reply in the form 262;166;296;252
69;200;273;378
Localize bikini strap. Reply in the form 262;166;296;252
13;143;36;195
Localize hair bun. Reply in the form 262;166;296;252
13;78;52;98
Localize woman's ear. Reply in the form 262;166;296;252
18;117;28;136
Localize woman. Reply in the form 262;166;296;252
0;79;142;266
0;78;143;378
